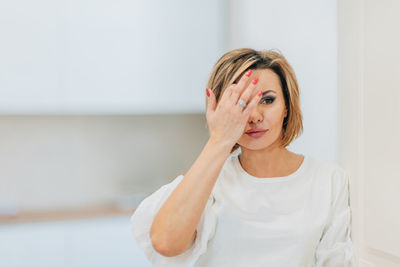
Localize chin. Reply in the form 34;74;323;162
238;131;282;151
239;143;270;151
237;138;272;151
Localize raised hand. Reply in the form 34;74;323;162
205;69;262;149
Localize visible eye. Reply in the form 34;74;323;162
260;97;275;104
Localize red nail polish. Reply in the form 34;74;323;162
246;69;252;77
252;78;259;85
258;91;262;97
206;88;210;97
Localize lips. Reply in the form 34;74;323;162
245;128;268;134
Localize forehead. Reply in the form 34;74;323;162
250;68;282;95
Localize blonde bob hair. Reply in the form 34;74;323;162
205;48;303;154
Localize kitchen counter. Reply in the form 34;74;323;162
0;206;135;224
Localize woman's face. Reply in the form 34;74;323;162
236;68;288;151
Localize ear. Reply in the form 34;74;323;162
284;108;288;118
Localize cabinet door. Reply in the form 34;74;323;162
0;0;227;114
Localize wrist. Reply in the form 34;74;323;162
206;138;233;155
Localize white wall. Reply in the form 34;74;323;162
338;0;400;265
228;0;337;162
0;0;227;114
0;0;339;213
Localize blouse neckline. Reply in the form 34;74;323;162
233;153;308;183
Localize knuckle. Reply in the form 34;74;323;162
232;85;239;91
226;85;235;92
231;86;240;93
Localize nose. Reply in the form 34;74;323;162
248;105;263;124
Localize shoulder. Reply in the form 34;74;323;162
307;156;350;199
209;153;240;191
221;153;241;177
307;155;348;178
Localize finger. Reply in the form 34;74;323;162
217;83;235;106
234;77;259;110
230;69;253;105
242;90;262;118
206;88;216;115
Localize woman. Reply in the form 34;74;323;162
130;48;355;266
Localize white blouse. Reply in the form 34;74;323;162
130;152;356;266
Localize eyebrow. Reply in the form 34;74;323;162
262;90;276;96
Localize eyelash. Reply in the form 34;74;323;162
260;97;275;104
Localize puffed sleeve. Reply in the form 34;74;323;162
130;174;218;267
314;169;356;267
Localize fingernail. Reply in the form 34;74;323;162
245;69;252;77
206;88;210;97
252;78;259;85
258;91;262;97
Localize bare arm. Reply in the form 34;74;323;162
150;138;231;257
150;69;262;257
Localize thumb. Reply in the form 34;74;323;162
206;88;217;114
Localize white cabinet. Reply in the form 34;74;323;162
0;0;227;114
0;216;150;266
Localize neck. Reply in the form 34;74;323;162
238;144;292;178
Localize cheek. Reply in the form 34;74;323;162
263;106;285;123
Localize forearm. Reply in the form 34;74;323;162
150;138;231;256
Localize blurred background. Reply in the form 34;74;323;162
0;0;399;266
